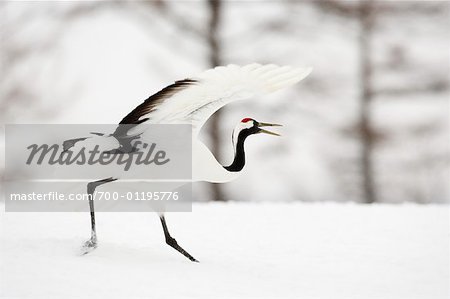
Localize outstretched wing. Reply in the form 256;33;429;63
117;63;312;136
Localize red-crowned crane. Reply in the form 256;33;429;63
67;63;311;261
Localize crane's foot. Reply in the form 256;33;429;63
81;236;97;255
166;237;199;262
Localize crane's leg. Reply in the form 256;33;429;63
160;215;198;262
82;177;116;255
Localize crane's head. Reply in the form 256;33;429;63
225;118;282;172
232;118;282;146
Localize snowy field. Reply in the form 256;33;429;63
1;202;449;299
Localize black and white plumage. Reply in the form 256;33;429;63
73;63;312;261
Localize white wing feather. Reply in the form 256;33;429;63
138;63;312;135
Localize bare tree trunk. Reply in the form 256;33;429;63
207;0;226;201
358;0;376;203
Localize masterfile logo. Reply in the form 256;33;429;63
26;141;170;171
5;124;191;180
4;124;193;212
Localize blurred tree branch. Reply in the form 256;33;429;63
358;0;376;203
206;0;226;201
121;1;205;39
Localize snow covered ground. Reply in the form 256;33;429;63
1;202;448;299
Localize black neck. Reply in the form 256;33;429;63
224;131;250;172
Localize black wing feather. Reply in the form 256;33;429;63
118;79;197;125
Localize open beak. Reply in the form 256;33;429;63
257;122;282;136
